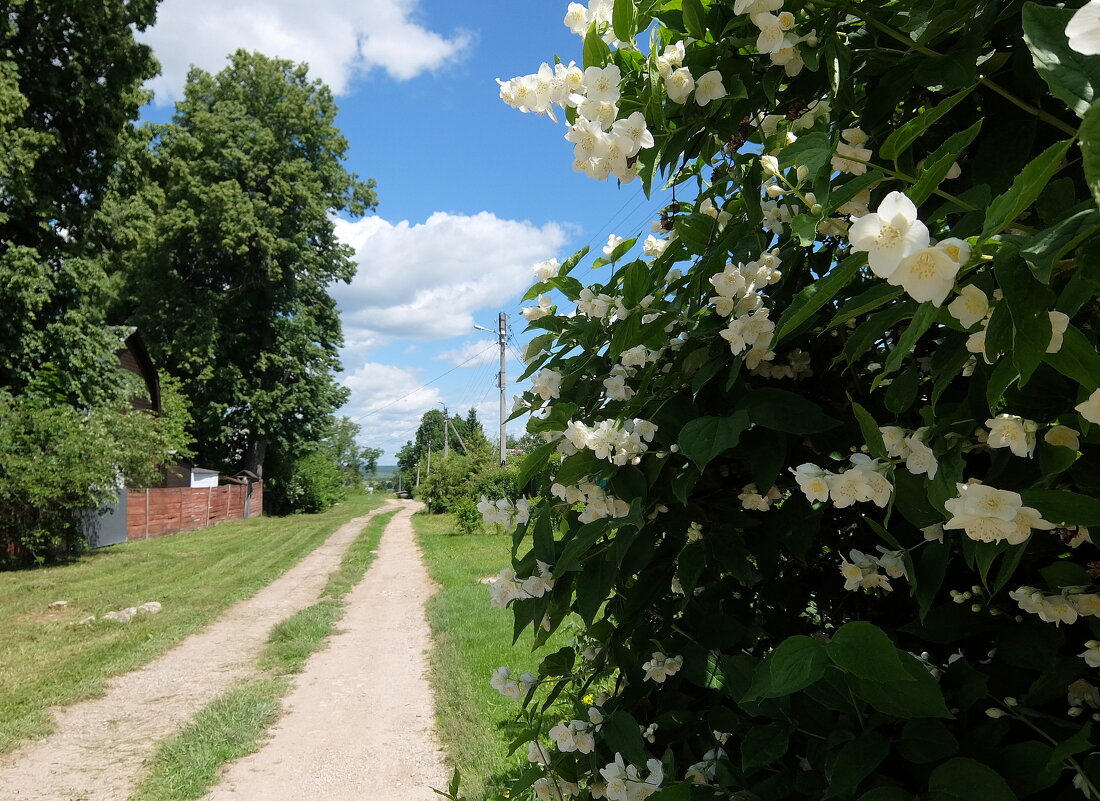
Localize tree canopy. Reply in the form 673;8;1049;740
108;49;378;477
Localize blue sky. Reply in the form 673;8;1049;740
137;0;671;461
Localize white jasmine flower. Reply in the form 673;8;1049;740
1077;389;1100;424
904;429;938;478
1068;0;1100;56
986;414;1036;458
523;294;555;321
1045;425;1081;450
936;236;971;265
695;70;726;106
665;67;695;103
1048;310;1070;353
528;740;552;765
752;12;787;53
880;426;911;458
947;285;989;329
889;246;960;306
611;111;654;156
848;191;930;279
603;233;624;258
791;462;830;503
642;651;684;682
1081;640;1100;668
584;64;622;104
531;368;563;401
687;521;703;541
564;2;590;35
533;258;560;282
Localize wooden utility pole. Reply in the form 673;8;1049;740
498;312;507;465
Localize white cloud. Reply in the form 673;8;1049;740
340;362;442;459
139;0;471;104
436;340;499;368
332;211;567;342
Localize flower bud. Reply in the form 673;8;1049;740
985;708;1006;719
796;165;809;182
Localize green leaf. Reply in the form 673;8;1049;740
1047;723;1093;771
1044;325;1100;390
851;401;888;459
928;757;1019;801
1021;490;1100;526
677;411;750;470
559;245;590;277
602;710;649;766
850;652;952;718
841;302;916;365
1021;207;1100;283
880;87;974;161
858;791;916;801
780;132;832;179
825;732;890;800
612;0;637;42
994;741;1060;797
741;388;841;434
830;284;904;329
981;138;1073;240
908;118;983;205
745;635;829;699
994;248;1055;385
1083;99;1100;212
645;785;692;801
538;646;575;677
517;441;556;490
674;212;716;254
583;23;612;68
742;722;790;771
898;719;959;764
554;449;601;487
884;364;921;413
829;621;912;683
775;253;863;343
827;170;886;214
681;0;707;39
790;213;820;246
881;302;938;378
1024;3;1100;117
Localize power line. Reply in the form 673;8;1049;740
347;342;497;424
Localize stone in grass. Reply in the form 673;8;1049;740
48;600;68;609
77;615;96;625
100;602;163;623
101;607;138;623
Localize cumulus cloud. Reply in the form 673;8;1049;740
340;362;442;458
436;340;499;368
332;211;567;342
139;0;471;104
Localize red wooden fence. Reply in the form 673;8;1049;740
126;482;263;540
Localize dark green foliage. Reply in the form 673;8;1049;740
108;50;377;478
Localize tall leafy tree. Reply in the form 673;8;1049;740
110;50;377;476
1;0;160;403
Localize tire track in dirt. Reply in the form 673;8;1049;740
0;500;402;801
200;500;447;801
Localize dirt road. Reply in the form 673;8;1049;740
200;500;447;801
0;500;401;801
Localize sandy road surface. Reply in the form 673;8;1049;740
201;500;447;801
0;500;401;801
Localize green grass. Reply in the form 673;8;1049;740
129;508;398;801
416;512;567;801
0;491;387;755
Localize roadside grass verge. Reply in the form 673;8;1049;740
0;491;387;755
129;508;398;801
417;512;569;801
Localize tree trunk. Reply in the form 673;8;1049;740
242;438;267;479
